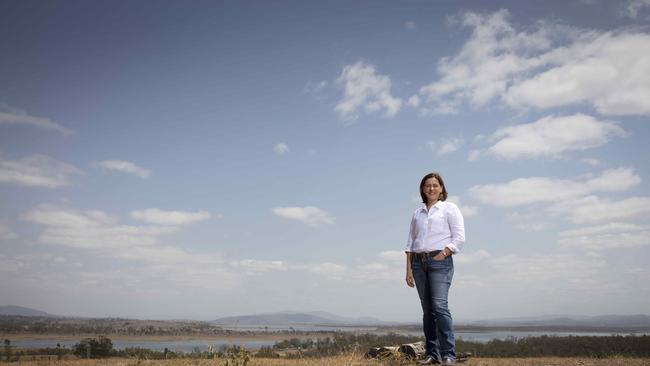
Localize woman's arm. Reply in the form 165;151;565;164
433;203;465;260
446;203;465;254
405;252;414;287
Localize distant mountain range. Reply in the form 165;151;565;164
0;305;50;317
213;312;650;330
213;311;389;326
3;305;650;331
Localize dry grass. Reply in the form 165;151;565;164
1;355;649;366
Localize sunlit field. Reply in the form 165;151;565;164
2;355;649;366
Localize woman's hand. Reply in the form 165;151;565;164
405;269;415;287
433;248;450;261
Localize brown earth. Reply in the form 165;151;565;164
0;355;648;366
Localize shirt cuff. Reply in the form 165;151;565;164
446;244;459;254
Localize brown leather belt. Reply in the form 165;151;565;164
411;250;442;260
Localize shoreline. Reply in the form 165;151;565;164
0;332;332;342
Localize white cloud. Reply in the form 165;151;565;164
272;206;335;227
92;160;152;179
406;95;420;108
488;114;624;159
581;158;601;166
454;249;491;264
516;222;550;231
416;9;650;116
548;195;650;223
379;250;405;262
19;204;238;294
416;9;553;113
507;212;551;232
0;224;17;240
447;195;479;217
3;250;238;298
469;167;641;207
0;106;73;135
429;138;464;156
487;253;607;283
0;155;83;188
561;222;647;237
505;32;650;115
233;259;288;273
584;166;641;191
303;80;328;94
335;61;402;120
0;252;65;274
622;0;650;18
467;149;482;161
23;205;179;250
559;222;650;250
130;208;211;226
273;143;289;154
304;262;348;279
404;21;416;30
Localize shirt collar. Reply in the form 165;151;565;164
420;200;443;212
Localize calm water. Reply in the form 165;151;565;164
9;330;642;352
9;339;276;352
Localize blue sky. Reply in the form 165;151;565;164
1;0;649;321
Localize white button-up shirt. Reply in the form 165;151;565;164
405;200;465;254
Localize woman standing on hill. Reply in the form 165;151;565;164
405;172;465;366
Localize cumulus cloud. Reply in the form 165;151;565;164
23;205;178;250
92;160;152;179
0;155;83;188
303;80;328;94
304;262;348;279
559;222;650;250
272;206;335;227
548;195;650;223
467;149;482;161
429;138;465;156
581;158;601;166
488;114;625;159
507;212;551;232
0;224;17;240
454;249;491;264
130;208;211;226
415;9;650;116
469;167;641;207
20;204;235;289
273;143;289;154
233;259;288;274
447;195;479;217
622;0;650;18
0;105;74;135
335;61;402;120
379;250;404;262
487;253;607;283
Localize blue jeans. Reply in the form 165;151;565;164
412;254;455;361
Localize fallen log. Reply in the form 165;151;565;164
367;341;472;363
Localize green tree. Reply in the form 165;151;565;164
3;339;11;361
73;336;113;358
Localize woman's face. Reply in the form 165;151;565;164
422;177;442;203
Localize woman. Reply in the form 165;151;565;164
405;172;465;365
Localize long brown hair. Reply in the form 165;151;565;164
419;172;448;204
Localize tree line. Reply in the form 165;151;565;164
0;315;328;337
0;315;224;336
265;333;650;359
2;333;649;361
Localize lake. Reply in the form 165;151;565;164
9;329;643;352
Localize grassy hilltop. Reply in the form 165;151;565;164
1;355;649;366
